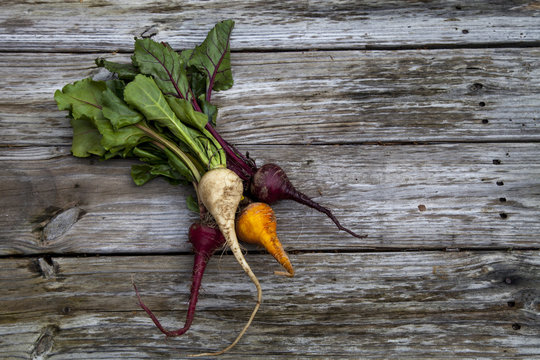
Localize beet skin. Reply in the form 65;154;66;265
250;163;366;239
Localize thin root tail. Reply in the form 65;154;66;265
189;266;263;357
274;270;294;277
289;188;367;239
132;278;188;337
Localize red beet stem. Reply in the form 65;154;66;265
250;163;366;239
204;123;256;181
133;223;225;337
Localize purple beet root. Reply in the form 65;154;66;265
133;222;226;337
250;163;366;239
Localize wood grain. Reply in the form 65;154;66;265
1;0;539;52
1;1;539;358
1;251;538;359
1;48;539;147
1;143;539;255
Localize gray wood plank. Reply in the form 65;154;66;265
2;1;538;359
1;0;539;52
1;251;538;359
1;143;538;255
1;49;539;146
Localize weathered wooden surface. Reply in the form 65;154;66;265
1;0;539;358
1;252;539;359
2;49;540;146
1;143;539;254
1;0;539;52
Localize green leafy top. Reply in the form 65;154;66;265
54;20;236;188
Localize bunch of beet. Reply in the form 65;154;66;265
54;19;364;357
133;161;365;357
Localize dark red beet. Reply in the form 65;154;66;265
133;223;226;337
250;163;366;239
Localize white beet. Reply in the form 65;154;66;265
194;167;262;357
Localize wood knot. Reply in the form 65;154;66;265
31;325;59;359
31;256;59;279
36;206;86;246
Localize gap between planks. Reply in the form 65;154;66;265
3;138;540;150
2;246;540;261
2;41;540;55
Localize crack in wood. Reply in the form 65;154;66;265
140;25;158;39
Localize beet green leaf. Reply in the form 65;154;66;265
132;38;191;101
95;58;139;81
69;116;106;157
188;20;234;102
